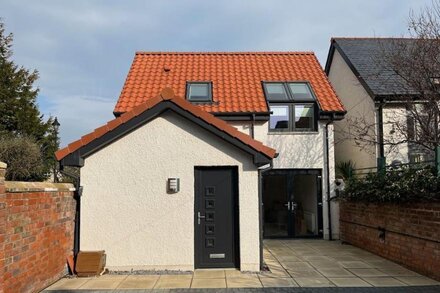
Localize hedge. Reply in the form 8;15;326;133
341;166;440;203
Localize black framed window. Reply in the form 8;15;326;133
294;104;315;131
264;83;289;101
288;83;315;101
269;105;290;131
269;104;316;132
186;82;212;102
264;82;318;132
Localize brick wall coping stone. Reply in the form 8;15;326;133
5;181;75;192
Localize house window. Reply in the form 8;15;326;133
265;83;289;101
288;83;315;101
295;104;314;131
186;82;212;102
264;82;317;132
269;105;290;130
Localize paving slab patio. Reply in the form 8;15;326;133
44;239;440;291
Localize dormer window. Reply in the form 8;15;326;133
186;82;212;102
265;83;289;101
263;82;318;132
288;83;315;101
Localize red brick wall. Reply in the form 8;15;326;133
0;163;6;293
340;201;440;281
0;164;76;293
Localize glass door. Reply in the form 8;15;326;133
263;169;323;238
262;174;289;237
291;174;321;237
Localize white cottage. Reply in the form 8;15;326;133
56;52;345;272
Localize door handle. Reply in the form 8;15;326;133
197;212;205;225
291;202;297;211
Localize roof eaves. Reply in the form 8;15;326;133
324;39;337;74
328;40;376;100
57;88;276;165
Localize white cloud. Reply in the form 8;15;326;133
43;94;115;146
1;0;434;145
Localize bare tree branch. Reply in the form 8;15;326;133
345;0;440;159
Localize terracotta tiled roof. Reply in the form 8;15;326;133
56;88;277;161
114;52;345;115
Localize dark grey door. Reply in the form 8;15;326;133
263;169;323;238
194;167;239;269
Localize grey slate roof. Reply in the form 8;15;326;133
326;38;417;97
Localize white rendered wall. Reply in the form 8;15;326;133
80;111;260;271
328;50;413;167
328;49;377;169
229;120;339;239
383;106;409;163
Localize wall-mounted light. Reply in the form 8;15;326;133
168;178;180;193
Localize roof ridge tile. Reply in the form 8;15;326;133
135;51;315;55
93;125;110;138
332;36;416;41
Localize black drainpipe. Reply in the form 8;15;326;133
73;185;82;259
60;168;82;259
324;116;334;241
251;114;256;139
258;161;273;270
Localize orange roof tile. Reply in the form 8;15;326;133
56;88;276;162
114;52;345;115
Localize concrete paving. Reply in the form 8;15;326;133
44;239;439;291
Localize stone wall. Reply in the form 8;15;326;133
340;201;440;281
0;162;76;293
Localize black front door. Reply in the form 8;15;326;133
263;169;323;238
194;167;239;269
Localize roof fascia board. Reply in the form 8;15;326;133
61;103;169;167
61;101;271;167
319;111;346;121
212;111;271;116
60;152;84;167
324;41;336;74
327;41;376;100
374;94;421;102
215;114;270;121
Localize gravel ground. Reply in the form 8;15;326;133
108;269;193;275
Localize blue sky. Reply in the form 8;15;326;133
0;0;432;145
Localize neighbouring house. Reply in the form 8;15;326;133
56;52;345;272
325;38;434;170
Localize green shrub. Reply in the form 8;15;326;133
342;166;440;203
0;135;48;181
336;160;356;180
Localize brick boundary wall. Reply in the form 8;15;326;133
339;201;440;281
0;162;76;293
